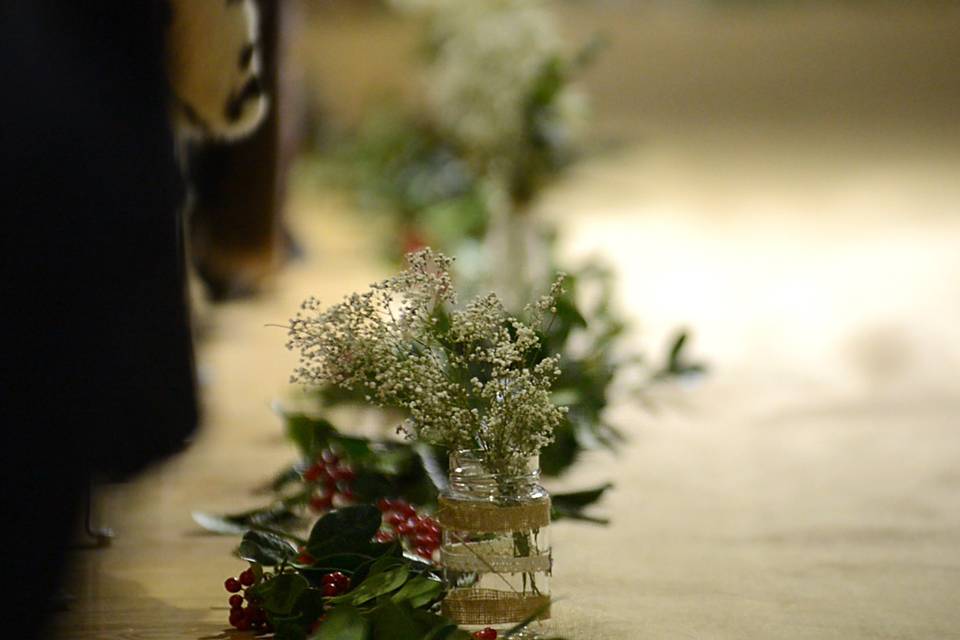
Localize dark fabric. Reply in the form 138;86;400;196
0;2;198;637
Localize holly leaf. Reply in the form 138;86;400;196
313;605;368;640
286;413;336;458
264;465;303;493
258;573;309;615
411;610;470;640
551;483;612;524
368;599;423;639
300;544;394;582
273;621;308;640
238;530;298;566
307;505;382;557
327;566;409;606
192;503;300;535
390;575;443;609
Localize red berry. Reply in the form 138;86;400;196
322;582;339;597
296;550;315;565
473;628;498;640
415;545;435;559
228;594;243;608
334;464;356;482
398;517;419;536
322;571;350;595
224;577;241;593
235;616;251;631
387;512;406;527
414;533;438;547
310;494;333;513
239;568;256;587
333;572;351;591
377;498;393;512
229;609;244;627
375;530;395;543
416;518;439;534
303;463;324;482
396;501;416;518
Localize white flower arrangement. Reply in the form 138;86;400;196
390;0;584;171
287;249;567;475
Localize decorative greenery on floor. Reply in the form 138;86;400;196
200;250;590;638
193;411;613;541
197;2;705;636
220;505;564;639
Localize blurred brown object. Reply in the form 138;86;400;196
189;0;305;300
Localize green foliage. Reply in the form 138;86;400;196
314;605;367;640
239;530;299;566
229;506;548;639
193;412;612;542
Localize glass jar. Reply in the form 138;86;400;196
438;450;552;633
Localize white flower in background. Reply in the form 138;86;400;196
393;0;569;166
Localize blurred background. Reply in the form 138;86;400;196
60;1;960;638
197;0;960;391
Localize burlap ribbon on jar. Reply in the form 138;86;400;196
441;589;551;626
437;496;551;533
438;496;552;625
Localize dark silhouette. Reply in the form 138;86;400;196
0;2;198;637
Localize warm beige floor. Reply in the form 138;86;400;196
53;4;960;639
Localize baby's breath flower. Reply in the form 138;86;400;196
286;248;566;473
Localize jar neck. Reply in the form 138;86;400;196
448;450;541;499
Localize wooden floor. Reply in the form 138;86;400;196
52;4;960;639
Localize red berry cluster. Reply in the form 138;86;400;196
224;568;270;632
302;449;356;513
320;570;352;597
295;545;315;565
472;628;498;639
375;498;442;562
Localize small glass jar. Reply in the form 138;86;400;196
438;450;552;633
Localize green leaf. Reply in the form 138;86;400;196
552;483;613;508
295;587;327;627
286;414;336;458
390;575;443;609
503;600;552;637
307;505;383;557
192;503;301;535
299;541;399;590
262;573;310;615
328;566;409;606
368;600;423;639
191;511;249;535
368;552;406;576
313;605;368;640
551;483;613;524
238;530;298;566
273;621;308;640
267;465;303;493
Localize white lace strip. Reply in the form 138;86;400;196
441;540;552;574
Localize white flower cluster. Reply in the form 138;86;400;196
287;249;567;474
393;0;568;167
